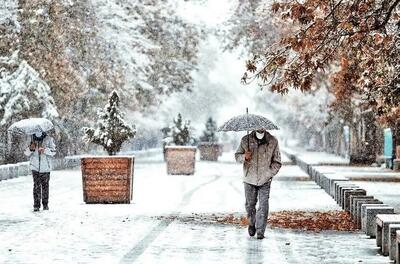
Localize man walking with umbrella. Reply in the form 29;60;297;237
219;109;281;239
235;128;281;239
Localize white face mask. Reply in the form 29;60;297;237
256;131;265;139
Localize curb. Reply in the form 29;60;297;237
0;156;81;182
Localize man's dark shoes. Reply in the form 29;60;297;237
248;225;256;237
43;205;49;210
33;207;40;212
257;233;265;240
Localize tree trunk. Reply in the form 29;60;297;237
393;122;400;160
349;111;377;165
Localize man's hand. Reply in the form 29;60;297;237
29;142;36;152
38;147;45;154
245;150;252;161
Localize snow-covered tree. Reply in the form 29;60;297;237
0;0;203;156
200;117;218;143
0;59;59;126
83;90;136;156
222;0;279;55
164;113;195;146
93;0;202;109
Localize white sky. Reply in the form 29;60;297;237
137;0;282;140
176;0;236;26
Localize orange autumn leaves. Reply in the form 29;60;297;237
217;211;357;232
155;211;357;232
244;0;400;125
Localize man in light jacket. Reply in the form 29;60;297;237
235;129;282;239
24;131;56;211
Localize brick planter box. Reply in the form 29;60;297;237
198;143;220;161
81;156;134;204
165;146;196;175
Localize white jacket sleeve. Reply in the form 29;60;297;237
44;137;56;157
24;147;34;157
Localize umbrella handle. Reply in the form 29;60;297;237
246;108;249;150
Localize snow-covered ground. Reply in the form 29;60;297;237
352;181;400;213
283;148;350;165
315;165;400;180
0;151;390;263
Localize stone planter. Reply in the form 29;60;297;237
198;143;221;161
165;146;196;175
81;156;134;204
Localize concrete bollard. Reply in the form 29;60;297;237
361;204;390;232
315;171;322;186
5;166;11;180
335;183;357;202
361;206;394;237
375;214;400;256
339;186;359;207
319;173;327;189
9;165;18;179
388;224;400;260
320;173;334;193
355;200;383;228
328;177;348;197
17;162;30;177
52;159;62;170
310;167;317;181
350;196;374;219
343;189;367;211
318;172;324;187
0;167;6;181
396;230;400;263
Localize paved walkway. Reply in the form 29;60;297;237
0;152;391;263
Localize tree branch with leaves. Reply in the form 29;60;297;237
243;0;400;125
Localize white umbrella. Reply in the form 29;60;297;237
8;118;54;136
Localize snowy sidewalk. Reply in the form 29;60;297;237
284;147;400;214
0;153;391;264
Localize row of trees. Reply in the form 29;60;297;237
162;114;218;146
0;0;203;162
226;0;400;164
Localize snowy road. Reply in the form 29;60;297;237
0;152;390;263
